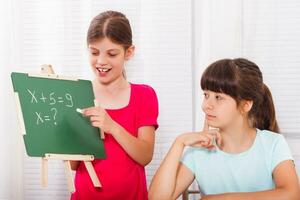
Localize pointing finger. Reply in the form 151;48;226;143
203;118;209;131
94;100;105;139
216;131;222;147
94;99;101;107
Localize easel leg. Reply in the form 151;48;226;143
64;160;75;193
84;161;102;187
41;158;48;187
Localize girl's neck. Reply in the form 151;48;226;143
93;76;129;95
219;122;257;154
92;76;131;109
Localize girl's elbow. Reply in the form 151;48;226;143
140;152;154;166
136;158;151;166
143;156;152;166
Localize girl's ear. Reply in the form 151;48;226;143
239;100;253;114
125;45;135;60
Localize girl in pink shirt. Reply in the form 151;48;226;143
70;10;159;200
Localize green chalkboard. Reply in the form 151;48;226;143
11;72;106;159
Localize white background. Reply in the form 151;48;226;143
0;0;299;199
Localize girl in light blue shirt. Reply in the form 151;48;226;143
149;58;300;200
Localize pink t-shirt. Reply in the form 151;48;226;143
71;83;159;200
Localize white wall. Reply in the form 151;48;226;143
0;1;24;199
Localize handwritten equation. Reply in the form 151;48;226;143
27;89;74;126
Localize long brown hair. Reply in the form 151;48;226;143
200;58;279;133
87;10;132;50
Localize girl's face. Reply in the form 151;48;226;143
88;37;134;85
201;90;242;129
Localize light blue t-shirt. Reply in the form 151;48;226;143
181;129;293;195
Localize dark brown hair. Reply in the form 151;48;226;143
201;58;279;133
87;11;132;50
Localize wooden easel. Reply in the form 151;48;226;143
39;64;102;193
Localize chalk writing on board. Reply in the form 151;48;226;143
27;89;74;126
35;108;58;125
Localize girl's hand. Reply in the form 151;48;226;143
177;130;221;150
82;106;119;134
177;119;221;150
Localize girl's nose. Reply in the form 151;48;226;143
202;98;213;112
96;55;107;65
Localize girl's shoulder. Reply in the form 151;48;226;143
131;83;157;97
131;83;156;91
257;129;287;148
258;129;284;139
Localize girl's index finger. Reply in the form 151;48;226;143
216;131;222;146
93;100;105;139
203;118;209;131
80;107;97;116
76;107;92;115
83;105;107;116
94;99;101;107
208;129;221;147
76;108;84;114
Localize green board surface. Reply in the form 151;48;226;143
11;72;105;159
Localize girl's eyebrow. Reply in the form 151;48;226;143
89;47;120;52
89;47;98;51
107;49;121;52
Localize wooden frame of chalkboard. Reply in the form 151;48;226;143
11;65;104;192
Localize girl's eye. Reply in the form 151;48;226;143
216;95;223;100
91;52;99;56
203;92;209;98
108;53;117;57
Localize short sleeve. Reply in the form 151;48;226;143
181;147;195;173
271;135;294;172
137;85;159;130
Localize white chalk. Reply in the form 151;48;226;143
76;108;83;114
94;100;100;107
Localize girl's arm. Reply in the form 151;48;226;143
148;137;195;200
201;160;300;200
83;106;156;166
149;131;221;200
111;124;155;166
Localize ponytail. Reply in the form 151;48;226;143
253;84;279;133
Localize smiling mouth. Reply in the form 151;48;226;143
96;68;111;73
